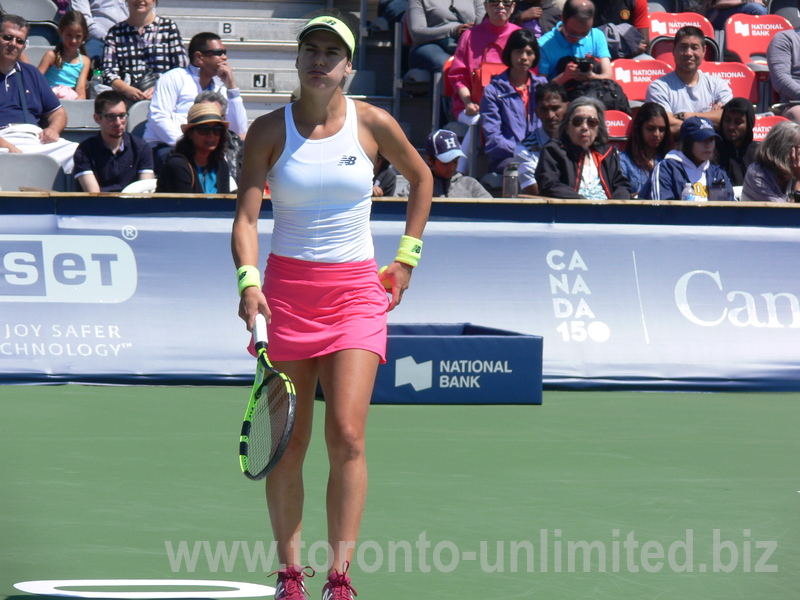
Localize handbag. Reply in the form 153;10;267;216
470;43;506;105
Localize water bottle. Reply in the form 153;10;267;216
502;162;519;198
680;182;696;202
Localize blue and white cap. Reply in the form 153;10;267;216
425;129;467;163
679;116;721;142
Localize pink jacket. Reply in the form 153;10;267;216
447;19;520;116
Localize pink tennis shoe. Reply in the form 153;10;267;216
321;562;357;600
271;565;314;600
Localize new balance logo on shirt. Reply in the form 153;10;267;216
337;155;357;166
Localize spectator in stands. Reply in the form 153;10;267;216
704;0;767;31
71;0;128;63
406;0;485;75
73;90;154;191
620;101;670;198
537;0;613;84
194;90;244;184
647;116;734;201
143;32;247;173
0;14;78;173
156;102;230;194
373;153;397;196
448;0;520;172
741;120;800;202
400;129;492;197
38;11;92;99
717;97;757;187
766;27;800;124
513;0;563;35
645;26;733;138
479;28;547;174
592;0;648;58
535;95;631;198
377;0;408;29
515;81;568;194
102;0;187;102
511;0;543;37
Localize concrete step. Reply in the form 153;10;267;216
235;67;375;95
157;0;327;19
167;16;306;43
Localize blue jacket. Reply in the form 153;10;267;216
479;70;546;172
642;150;735;201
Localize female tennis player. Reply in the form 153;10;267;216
231;14;433;600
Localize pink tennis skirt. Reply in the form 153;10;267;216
259;253;389;363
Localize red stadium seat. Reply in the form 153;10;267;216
700;61;758;104
753;115;789;142
606;110;633;151
648;12;715;40
611;58;673;102
724;14;793;65
648;36;720;69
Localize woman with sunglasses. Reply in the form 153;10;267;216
535;95;630;198
156;102;230;193
232;14;432;600
447;0;520;171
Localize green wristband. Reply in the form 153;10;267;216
395;235;423;268
237;265;261;296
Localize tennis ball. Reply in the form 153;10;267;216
378;266;392;290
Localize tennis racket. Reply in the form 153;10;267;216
239;313;297;480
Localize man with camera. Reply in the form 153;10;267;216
537;0;612;85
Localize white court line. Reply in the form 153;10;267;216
14;579;275;599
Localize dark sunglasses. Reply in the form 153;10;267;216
100;112;128;122
571;116;599;128
1;33;27;47
486;0;515;6
201;48;227;56
194;124;225;135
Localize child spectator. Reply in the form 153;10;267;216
480;28;547;174
717;97;758;187
38;11;92;99
645;116;734;201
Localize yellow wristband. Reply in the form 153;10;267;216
237;265;261;296
395;235;423;268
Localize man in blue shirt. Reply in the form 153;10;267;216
537;0;613;86
0;14;78;173
73;91;154;192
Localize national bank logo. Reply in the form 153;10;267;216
394;355;514;391
395;355;432;391
0;235;137;303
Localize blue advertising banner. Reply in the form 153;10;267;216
1;211;799;390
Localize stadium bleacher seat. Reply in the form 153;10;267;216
0;153;65;192
23;46;51;70
606;110;633;151
26;22;59;48
770;0;800;28
126;100;151;138
2;0;58;23
648;11;716;40
700;61;758;105
753;114;789;142
611;58;673;106
723;14;793;111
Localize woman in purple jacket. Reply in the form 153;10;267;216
479;28;546;173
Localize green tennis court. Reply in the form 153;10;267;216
2;386;798;599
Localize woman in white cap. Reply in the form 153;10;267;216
231;13;433;600
156;102;230;193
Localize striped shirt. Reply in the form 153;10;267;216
102;16;187;86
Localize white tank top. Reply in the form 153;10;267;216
267;97;375;263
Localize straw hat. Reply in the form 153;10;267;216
181;103;230;133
